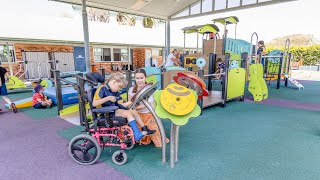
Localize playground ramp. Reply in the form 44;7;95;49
284;74;304;90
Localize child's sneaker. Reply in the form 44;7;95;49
10;103;18;113
142;126;156;135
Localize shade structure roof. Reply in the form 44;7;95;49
182;24;219;34
213;16;239;25
51;0;297;20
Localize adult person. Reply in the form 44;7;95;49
128;69;169;147
163;49;182;67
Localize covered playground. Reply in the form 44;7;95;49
1;0;320;179
1;80;320;179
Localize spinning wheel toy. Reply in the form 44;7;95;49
196;57;206;69
173;72;209;99
154;83;201;126
129;83;158;109
160;85;196;116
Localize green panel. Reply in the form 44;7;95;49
227;68;246;99
248;78;264;102
249;64;259;80
257;64;268;99
6;76;27;89
226;50;241;60
248;64;269;101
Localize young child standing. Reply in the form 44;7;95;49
32;84;52;109
214;58;225;80
0;64;16;112
92;72;156;141
257;40;267;64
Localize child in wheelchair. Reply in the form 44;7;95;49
92;72;156;141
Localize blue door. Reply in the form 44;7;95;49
73;46;87;72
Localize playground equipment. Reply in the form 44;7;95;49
212;16;251;61
181;17;248;108
262;39;304;90
248;32;268;102
6;60;55;92
154;83;201;168
5;97;32;109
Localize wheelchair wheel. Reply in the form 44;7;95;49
68;134;101;165
112;150;128;165
125;138;135;150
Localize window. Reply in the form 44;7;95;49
172;8;189;18
202;0;213;13
0;44;15;63
151;48;161;56
191;2;201;15
103;48;111;61
214;0;227;10
94;47;129;62
113;48;128;61
228;0;240;8
242;0;257;5
93;48;103;61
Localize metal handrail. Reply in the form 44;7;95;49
261;55;283;58
38;61;50;79
249;32;259;63
204;72;226;77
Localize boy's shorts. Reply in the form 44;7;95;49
33;103;48;109
0;84;8;96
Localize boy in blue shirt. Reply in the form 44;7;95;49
93;72;155;141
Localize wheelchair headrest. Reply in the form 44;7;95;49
86;72;105;85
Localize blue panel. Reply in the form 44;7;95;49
73;46;87;72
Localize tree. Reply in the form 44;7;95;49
266;34;319;48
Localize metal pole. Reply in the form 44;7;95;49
277;54;283;89
183;33;186;55
285;53;291;87
165;20;171;58
208;53;216;91
76;73;86;125
161;68;165;89
249;32;259;63
126;70;132;89
142;100;166;163
170;123;176;168
213;34;217;54
174;125;179;163
6;42;13;76
128;46;132;70
235;24;238;39
202;34;205;54
196;32;199;52
81;0;92;72
53;70;63;115
222;54;229;106
198;69;204;113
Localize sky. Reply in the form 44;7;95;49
0;0;319;48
